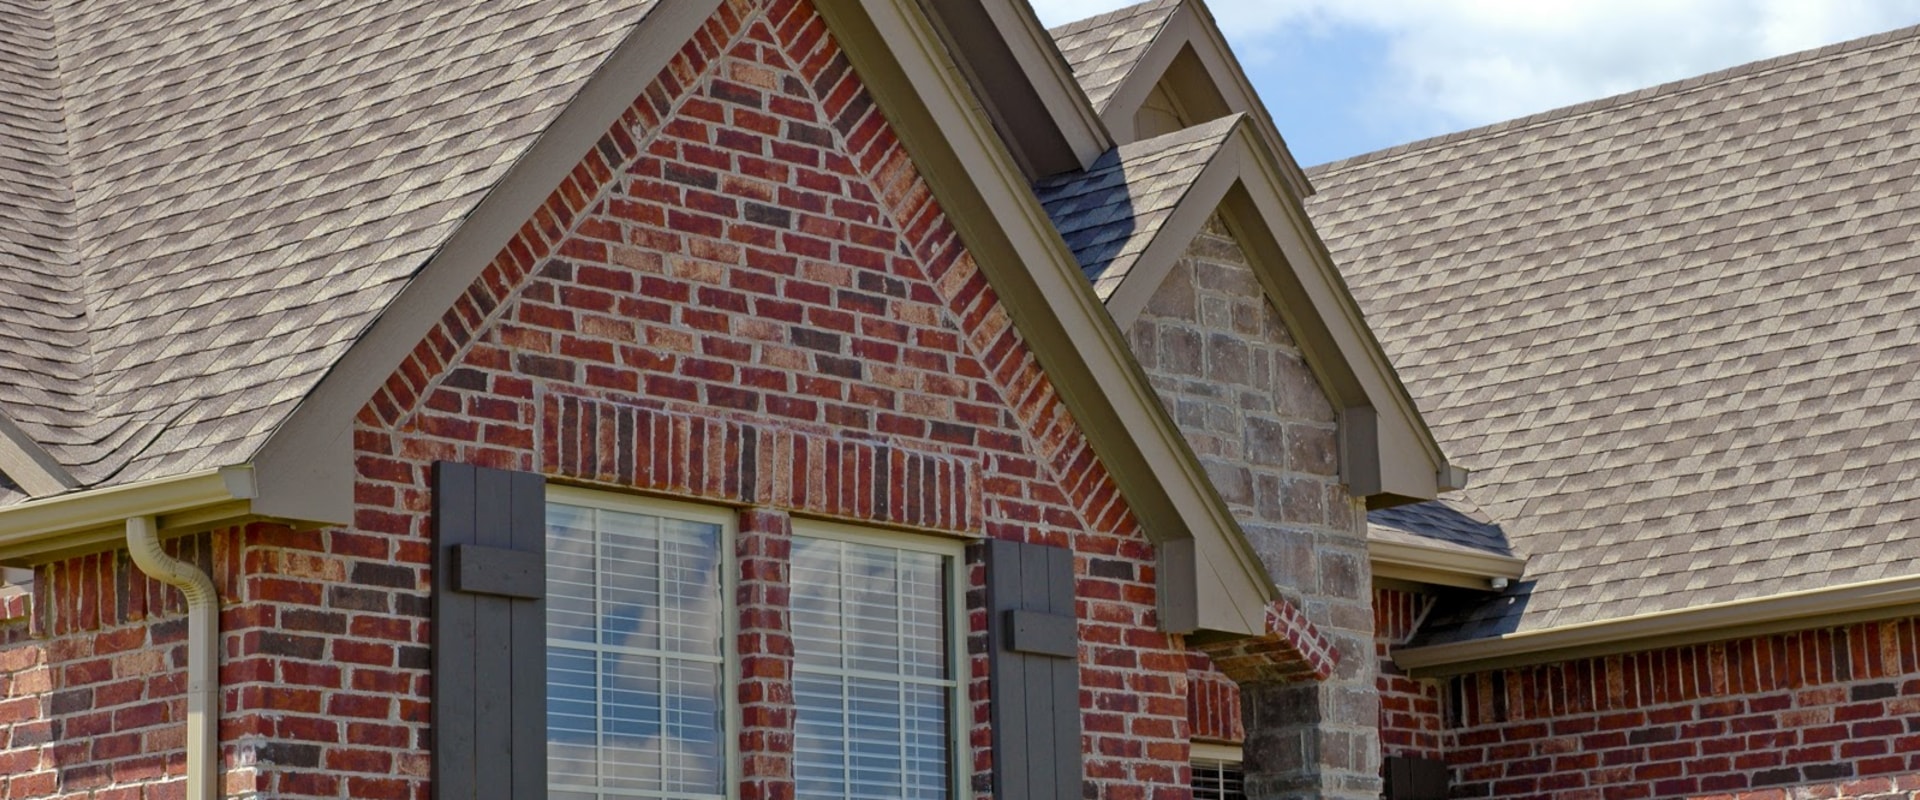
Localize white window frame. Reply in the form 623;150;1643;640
789;517;971;800
546;486;742;800
544;488;970;800
1191;742;1247;800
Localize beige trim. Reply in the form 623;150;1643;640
248;1;724;528
1368;535;1524;591
1189;742;1243;762
917;0;1110;174
0;467;257;564
0;412;75;497
1396;574;1920;676
1092;2;1314;198
817;0;1273;637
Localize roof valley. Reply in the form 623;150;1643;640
0;0;104;448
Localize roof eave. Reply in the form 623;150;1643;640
0;467;261;565
1368;533;1525;591
1396;574;1920;677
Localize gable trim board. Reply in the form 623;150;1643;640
916;0;1111;177
813;0;1273;636
1078;0;1313;199
1394;573;1920;677
0;412;75;496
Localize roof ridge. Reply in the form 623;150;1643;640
1045;0;1179;38
1310;21;1920;177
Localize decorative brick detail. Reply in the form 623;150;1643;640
1375;587;1446;767
1443;615;1920;798
542;391;981;533
1189;652;1246;743
1196;600;1339;685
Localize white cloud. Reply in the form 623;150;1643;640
1029;0;1920;130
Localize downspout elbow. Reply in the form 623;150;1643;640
126;516;219;800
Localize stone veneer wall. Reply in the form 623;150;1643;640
1126;216;1378;798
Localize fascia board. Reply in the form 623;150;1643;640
976;0;1113;168
819;0;1272;637
1099;129;1241;328
1396;575;1920;677
1367;535;1525;591
0;467;256;564
1225;128;1457;499
246;1;724;526
1176;4;1315;198
1092;5;1188;143
0;412;75;497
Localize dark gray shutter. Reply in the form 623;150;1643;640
434;462;546;800
984;539;1082;800
1384;755;1450;800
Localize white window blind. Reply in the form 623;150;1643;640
790;533;957;800
1192;757;1247;800
546;499;729;800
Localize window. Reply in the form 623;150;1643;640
1191;743;1247;800
543;490;964;800
546;490;735;800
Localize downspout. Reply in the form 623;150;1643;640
126;515;219;800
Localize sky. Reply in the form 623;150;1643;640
1028;0;1920;166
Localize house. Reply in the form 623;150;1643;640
4;1;1914;799
0;0;1450;799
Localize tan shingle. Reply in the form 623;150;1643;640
0;0;657;498
1047;0;1179;113
1311;26;1920;642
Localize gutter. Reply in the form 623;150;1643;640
126;516;220;800
0;467;256;564
1368;534;1525;591
1395;574;1920;677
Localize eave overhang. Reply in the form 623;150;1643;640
1368;533;1525;591
0;467;261;564
1396;574;1920;677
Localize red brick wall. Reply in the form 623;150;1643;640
1439;615;1920;798
341;1;1190;798
1376;587;1443;761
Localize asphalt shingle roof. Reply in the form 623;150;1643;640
1034;114;1239;296
1048;0;1179;113
0;0;656;500
1312;26;1920;643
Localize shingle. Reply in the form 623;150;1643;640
1047;0;1180;112
0;0;658;500
1034;114;1240;288
1313;26;1920;644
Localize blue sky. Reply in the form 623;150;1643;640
1030;0;1920;166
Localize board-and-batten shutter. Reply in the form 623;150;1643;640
433;462;547;800
985;539;1084;799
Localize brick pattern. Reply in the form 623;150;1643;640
543;391;981;533
340;1;1189;798
1446;615;1920;798
1128;214;1376;797
737;509;796;800
1375;587;1443;760
1189;652;1246;743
